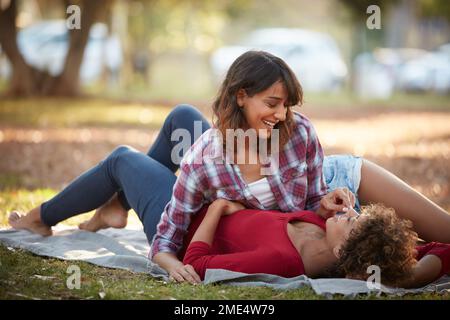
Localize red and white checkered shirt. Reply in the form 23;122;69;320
150;111;327;258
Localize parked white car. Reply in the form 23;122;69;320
397;45;450;93
354;45;450;98
210;28;348;92
0;20;122;84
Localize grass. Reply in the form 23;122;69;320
0;98;172;128
2;245;449;300
0;245;325;300
304;91;450;110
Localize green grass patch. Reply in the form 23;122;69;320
0;173;25;190
1;245;449;300
0;188;57;226
0;245;324;300
0;98;171;128
304;91;450;110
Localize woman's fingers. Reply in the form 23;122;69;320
169;271;185;283
322;197;345;213
334;188;354;209
184;264;202;283
169;265;201;284
178;268;197;284
349;192;356;207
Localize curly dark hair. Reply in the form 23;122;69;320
328;204;418;287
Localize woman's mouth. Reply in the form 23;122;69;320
262;120;278;129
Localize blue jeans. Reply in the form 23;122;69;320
323;154;363;212
40;104;211;243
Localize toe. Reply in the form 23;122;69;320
8;211;20;222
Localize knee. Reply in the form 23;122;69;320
108;145;137;161
167;104;204;125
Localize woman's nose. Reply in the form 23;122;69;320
274;105;286;122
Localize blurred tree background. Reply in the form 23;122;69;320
0;0;449;100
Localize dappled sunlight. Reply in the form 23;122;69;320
0;127;159;147
315;112;450;159
0;99;171;128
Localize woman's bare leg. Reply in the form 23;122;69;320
358;159;450;243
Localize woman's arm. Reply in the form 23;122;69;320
182;199;246;279
399;242;450;288
150;163;207;283
190;200;225;245
191;199;245;245
400;255;443;288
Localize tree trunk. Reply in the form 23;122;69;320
0;0;109;97
0;0;40;96
49;0;108;96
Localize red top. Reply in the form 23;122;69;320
181;206;327;280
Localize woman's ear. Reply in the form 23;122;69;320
236;89;247;107
333;246;341;259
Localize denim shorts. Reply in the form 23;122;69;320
323;154;363;212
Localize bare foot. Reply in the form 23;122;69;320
78;194;128;232
8;206;52;236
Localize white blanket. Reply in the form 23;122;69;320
1;226;449;297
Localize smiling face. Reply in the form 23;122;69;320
237;80;288;139
325;208;364;257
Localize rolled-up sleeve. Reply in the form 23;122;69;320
150;162;206;259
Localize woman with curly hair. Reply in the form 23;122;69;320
183;200;450;288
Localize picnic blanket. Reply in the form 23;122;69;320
1;226;449;297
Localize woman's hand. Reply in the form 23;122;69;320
168;263;201;284
210;199;246;216
317;187;356;219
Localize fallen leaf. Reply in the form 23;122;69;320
32;275;56;281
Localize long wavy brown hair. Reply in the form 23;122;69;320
326;204;418;287
211;50;303;149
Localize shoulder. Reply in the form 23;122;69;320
180;128;217;168
291;111;317;137
283;111;320;151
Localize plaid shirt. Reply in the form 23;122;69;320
150;111;327;258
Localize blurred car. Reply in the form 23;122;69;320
397;44;450;93
0;20;122;84
210;28;348;92
353;48;427;99
353;46;450;98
